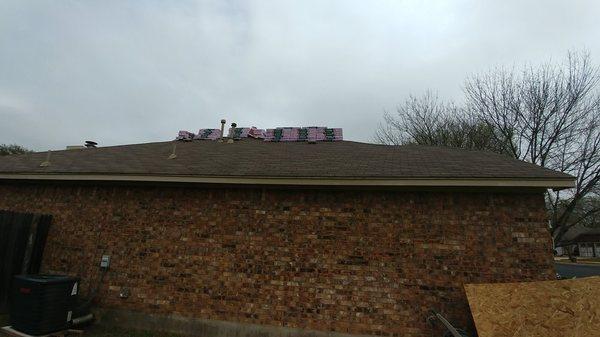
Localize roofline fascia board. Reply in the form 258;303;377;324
0;173;575;189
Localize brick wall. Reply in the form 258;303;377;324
0;184;555;336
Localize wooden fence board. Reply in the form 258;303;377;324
0;211;52;313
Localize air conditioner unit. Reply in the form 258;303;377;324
10;275;80;335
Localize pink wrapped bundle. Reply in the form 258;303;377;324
263;129;274;141
328;128;343;141
229;127;250;139
264;126;343;142
264;127;299;141
176;130;195;141
248;126;266;139
290;127;300;140
194;129;221;140
281;127;298;141
307;127;326;142
332;128;343;139
264;128;282;141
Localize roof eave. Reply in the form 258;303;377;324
0;173;576;189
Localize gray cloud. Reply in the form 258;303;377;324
1;0;599;150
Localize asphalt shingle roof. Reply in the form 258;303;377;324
0;139;573;182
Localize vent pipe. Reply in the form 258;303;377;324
228;123;237;143
168;144;177;159
219;119;226;142
85;141;98;148
40;151;51;167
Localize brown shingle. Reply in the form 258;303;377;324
0;139;573;181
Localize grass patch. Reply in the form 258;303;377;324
83;325;184;337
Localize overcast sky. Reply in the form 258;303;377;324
1;1;599;150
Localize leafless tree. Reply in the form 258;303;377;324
375;91;511;154
377;51;600;244
464;51;600;244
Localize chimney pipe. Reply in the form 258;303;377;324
228;122;237;143
85;140;98;148
219;119;226;142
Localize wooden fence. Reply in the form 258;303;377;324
0;210;52;313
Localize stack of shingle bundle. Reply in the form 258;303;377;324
264;127;297;141
324;128;343;141
308;127;343;142
176;130;196;141
264;127;343;142
177;126;342;142
230;127;267;139
229;127;250;139
297;128;309;141
247;127;266;139
194;129;221;140
307;127;324;142
264;128;280;141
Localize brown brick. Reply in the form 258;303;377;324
0;184;555;337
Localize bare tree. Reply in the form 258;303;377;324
376;51;600;245
464;51;600;244
375;91;511;154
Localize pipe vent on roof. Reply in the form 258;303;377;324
219;119;226;142
85;141;98;148
168;144;177;159
39;151;51;167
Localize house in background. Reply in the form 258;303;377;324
556;224;600;258
573;234;600;257
0;126;574;337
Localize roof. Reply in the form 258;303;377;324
558;225;600;246
572;234;600;244
0;139;574;188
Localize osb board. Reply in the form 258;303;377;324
464;276;600;337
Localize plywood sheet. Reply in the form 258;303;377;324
464;276;600;337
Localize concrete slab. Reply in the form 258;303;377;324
95;309;376;337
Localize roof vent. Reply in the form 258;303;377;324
168;144;177;159
39;151;51;167
219;119;226;142
85;141;98;148
228;122;237;138
227;123;238;143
